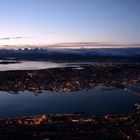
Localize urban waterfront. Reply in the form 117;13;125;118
0;61;139;139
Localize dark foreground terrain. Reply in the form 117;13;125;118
0;107;139;140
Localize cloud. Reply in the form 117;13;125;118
12;37;24;39
0;37;27;40
0;42;140;49
44;42;140;48
0;37;11;40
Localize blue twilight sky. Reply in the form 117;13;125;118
0;0;140;47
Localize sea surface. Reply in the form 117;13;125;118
0;85;139;118
0;61;62;71
0;60;111;71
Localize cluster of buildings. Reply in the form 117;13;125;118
0;63;139;93
0;108;139;139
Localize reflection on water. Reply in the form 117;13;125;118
0;61;96;71
0;61;61;71
0;86;139;118
123;82;140;98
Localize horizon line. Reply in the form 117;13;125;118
0;42;140;49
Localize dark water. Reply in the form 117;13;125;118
0;85;139;118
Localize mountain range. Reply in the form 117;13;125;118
0;47;140;61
